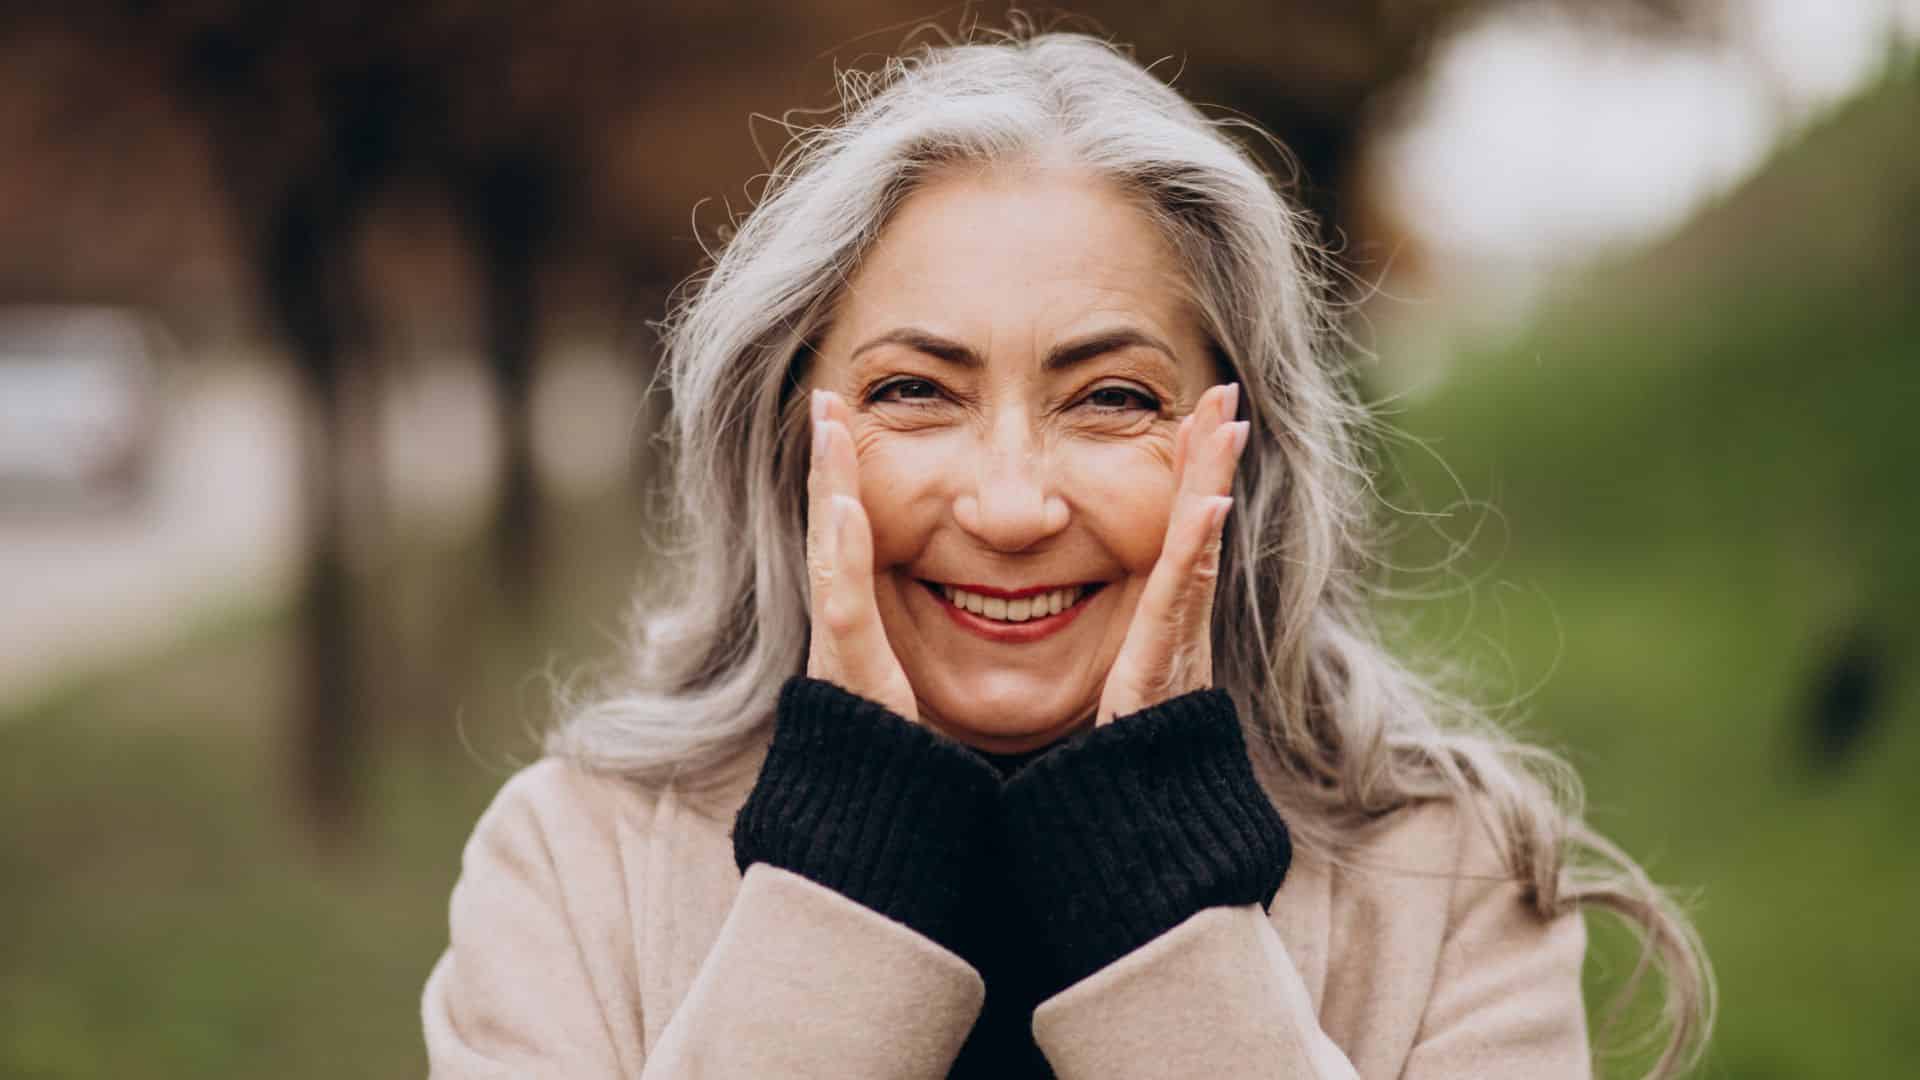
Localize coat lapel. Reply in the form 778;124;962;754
634;756;759;1055
1266;844;1332;1014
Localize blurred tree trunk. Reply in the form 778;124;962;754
258;178;378;843
457;151;557;616
177;20;403;838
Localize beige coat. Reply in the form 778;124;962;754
422;750;1591;1078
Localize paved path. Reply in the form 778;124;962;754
0;347;642;709
0;364;303;706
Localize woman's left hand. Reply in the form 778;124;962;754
1095;382;1249;726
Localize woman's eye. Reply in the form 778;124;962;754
871;377;943;404
1081;385;1160;412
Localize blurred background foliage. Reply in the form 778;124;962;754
1373;63;1920;1078
2;2;1916;1077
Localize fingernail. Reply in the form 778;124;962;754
812;418;827;459
1230;420;1250;458
1223;383;1240;419
1211;496;1233;531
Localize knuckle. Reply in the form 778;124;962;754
821;593;860;634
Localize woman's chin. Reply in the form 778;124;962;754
916;671;1098;754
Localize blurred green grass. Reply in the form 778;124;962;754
4;61;1917;1080
1;496;652;1079
1373;62;1920;1078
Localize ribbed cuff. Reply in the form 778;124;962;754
1000;688;1292;991
732;676;1001;955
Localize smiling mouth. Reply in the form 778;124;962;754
919;580;1106;624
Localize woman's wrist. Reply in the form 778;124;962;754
732;675;1001;955
999;687;1293;992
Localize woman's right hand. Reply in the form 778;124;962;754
806;389;918;722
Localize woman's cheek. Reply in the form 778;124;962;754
852;428;955;563
1058;440;1176;570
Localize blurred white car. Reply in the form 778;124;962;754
0;306;163;508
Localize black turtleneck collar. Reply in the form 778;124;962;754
973;741;1062;781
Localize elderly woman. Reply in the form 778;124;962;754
422;31;1712;1079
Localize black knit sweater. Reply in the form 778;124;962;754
732;676;1292;1078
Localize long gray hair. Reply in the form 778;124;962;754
548;29;1712;1077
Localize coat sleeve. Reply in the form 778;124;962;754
1031;902;1361;1078
1001;688;1355;1077
643;864;985;1075
1029;807;1592;1079
422;759;988;1079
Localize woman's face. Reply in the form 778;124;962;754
808;165;1218;753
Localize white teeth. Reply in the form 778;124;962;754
942;584;1086;623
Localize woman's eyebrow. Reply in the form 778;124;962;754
1042;328;1177;372
849;326;1178;371
851;327;980;367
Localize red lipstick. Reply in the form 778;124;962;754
921;581;1102;644
940;582;1091;600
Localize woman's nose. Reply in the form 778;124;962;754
952;417;1070;552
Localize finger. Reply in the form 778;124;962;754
1112;492;1220;698
815;390;862;506
1177;397;1244;660
817;495;858;634
1135;481;1235;671
810;396;889;665
1140;485;1232;632
1181;494;1232;678
1182;382;1244;495
821;493;884;640
824;493;908;717
1175;382;1236;495
1113;386;1239;685
806;390;834;597
806;391;865;617
1185;417;1249;501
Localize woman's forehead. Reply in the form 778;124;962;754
822;167;1210;377
859;167;1175;288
